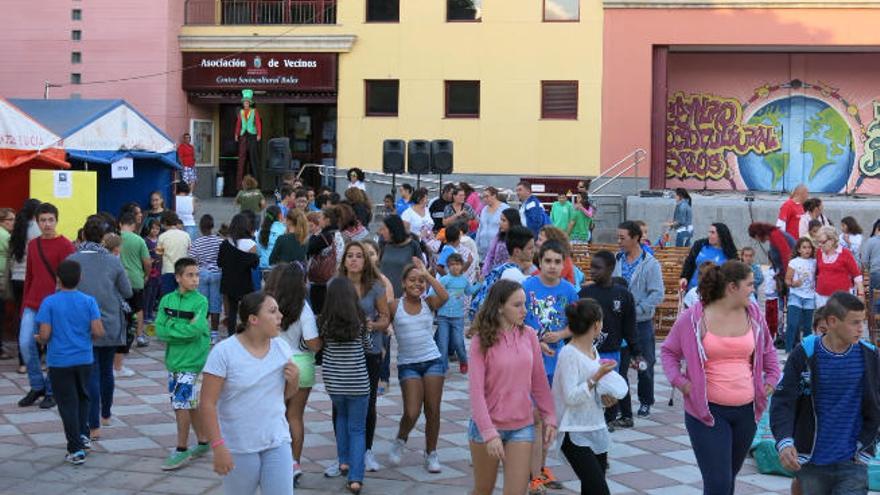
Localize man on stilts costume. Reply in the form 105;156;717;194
234;89;262;188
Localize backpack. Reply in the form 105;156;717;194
307;232;337;285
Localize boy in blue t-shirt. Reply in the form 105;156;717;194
436;225;472;277
433;253;478;375
35;260;104;465
523;240;579;490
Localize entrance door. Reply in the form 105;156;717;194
285;105;336;189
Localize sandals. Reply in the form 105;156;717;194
346;481;363;494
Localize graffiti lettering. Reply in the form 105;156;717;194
666;92;781;181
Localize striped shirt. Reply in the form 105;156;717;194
189;234;223;273
812;339;864;465
321;330;370;396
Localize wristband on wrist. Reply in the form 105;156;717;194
210;438;225;449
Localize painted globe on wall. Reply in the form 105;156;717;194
737;95;854;193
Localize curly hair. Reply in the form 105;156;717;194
468;280;524;352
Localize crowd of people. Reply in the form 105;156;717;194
1;176;879;495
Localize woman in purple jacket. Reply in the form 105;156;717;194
661;260;780;495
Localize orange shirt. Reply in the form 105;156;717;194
703;328;755;406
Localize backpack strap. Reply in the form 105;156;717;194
802;334;818;359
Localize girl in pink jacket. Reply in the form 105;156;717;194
661;260;781;495
468;279;556;495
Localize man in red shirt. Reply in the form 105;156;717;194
177;133;197;191
18;203;75;409
776;184;808;241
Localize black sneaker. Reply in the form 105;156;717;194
637;404;651;418
18;389;45;407
611;417;634;428
39;395;56;409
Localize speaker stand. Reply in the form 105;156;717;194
439;174;443;192
391;173;397;201
417;174;421;191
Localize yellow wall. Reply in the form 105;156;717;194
180;0;603;176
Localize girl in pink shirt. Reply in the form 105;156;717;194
661;261;780;495
468;279;556;495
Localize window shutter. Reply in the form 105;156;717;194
542;82;578;119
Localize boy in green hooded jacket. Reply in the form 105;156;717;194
155;257;210;471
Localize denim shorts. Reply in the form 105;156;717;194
468;419;535;444
397;358;445;381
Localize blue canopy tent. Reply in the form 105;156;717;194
10;99;180;215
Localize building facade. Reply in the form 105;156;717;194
180;0;603;193
0;0;187;149
602;0;880;195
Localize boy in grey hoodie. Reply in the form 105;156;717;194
613;221;664;419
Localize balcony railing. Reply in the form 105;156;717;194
185;0;337;25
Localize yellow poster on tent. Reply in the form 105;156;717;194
30;170;97;240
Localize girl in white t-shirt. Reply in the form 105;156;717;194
784;238;817;353
200;292;300;495
264;263;320;485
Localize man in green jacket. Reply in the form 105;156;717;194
155;257;211;471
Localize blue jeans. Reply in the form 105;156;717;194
636;320;655;406
434;316;467;370
19;307;51;394
676;230;693;247
797;461;868;495
224;444;293;495
786;296;815;353
143;276;160;322
185;225;198;240
686;402;757;495
198;269;222;314
88;347;116;428
160;273;178;297
330;394;369;483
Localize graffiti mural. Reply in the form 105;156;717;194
666;80;871;193
666;92;781;187
664;51;880;194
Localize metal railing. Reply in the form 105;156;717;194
296;163;493;196
589;148;648;194
184;0;337;25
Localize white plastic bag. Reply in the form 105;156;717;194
597;370;628;400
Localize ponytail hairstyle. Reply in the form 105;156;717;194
236;291;270;334
566;298;604;336
698;260;752;305
259;205;282;248
264;263;307;330
675;187;692;206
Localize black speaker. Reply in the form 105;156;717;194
431;140;453;174
383;139;405;174
267;137;292;171
408;140;431;174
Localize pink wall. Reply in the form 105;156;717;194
0;0;191;140
602;9;880;184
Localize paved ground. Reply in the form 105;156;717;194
0;336;804;495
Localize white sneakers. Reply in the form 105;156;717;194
424;451;442;473
364;449;381;472
388;438;405;466
388;440;442;473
